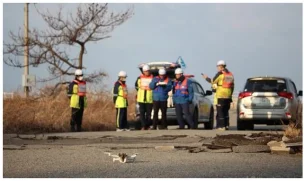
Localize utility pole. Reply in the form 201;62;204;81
24;3;29;97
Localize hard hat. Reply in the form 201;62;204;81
142;64;150;71
75;69;83;76
175;68;183;74
118;71;127;77
158;68;166;75
217;60;226;66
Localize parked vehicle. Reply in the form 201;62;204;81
237;76;302;130
130;61;214;129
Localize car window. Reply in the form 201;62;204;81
192;83;199;93
290;81;298;94
196;83;205;95
244;79;287;92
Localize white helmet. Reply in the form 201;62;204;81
175;68;183;74
217;60;226;66
75;69;83;76
142;64;150;71
158;68;166;75
118;71;127;77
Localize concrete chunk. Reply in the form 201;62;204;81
3;145;25;150
270;146;291;154
208;148;232;153
282;136;290;142
233;145;270;153
155;146;175;151
267;141;281;147
18;135;36;140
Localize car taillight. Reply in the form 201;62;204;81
285;112;291;118
238;92;252;99
278;92;293;99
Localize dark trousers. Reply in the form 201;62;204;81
139;103;153;128
153;101;168;129
71;108;84;132
216;98;231;128
116;108;128;129
175;103;194;129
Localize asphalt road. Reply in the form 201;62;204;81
3;145;302;178
3;110;302;178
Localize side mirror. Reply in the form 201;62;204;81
205;90;213;96
298;90;302;96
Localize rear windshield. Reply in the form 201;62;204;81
139;65;179;79
244;79;287;92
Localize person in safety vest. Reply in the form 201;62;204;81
172;68;195;129
149;68;173;130
202;60;234;130
67;69;87;132
135;64;154;130
113;71;130;132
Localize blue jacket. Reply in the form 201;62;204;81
149;76;172;101
173;76;194;104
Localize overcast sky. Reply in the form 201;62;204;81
3;3;303;94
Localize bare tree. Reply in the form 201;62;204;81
4;3;134;93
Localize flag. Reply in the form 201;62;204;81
176;56;186;69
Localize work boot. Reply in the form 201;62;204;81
76;125;82;132
70;125;76;132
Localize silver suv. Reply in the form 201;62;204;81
131;62;214;129
237;76;302;130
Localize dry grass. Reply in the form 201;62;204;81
3;86;137;134
284;103;302;139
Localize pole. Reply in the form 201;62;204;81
24;3;29;97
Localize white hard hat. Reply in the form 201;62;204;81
158;68;166;75
217;60;226;66
142;64;150;71
118;71;127;77
75;69;83;76
175;68;183;74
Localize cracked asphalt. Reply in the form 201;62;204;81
3;111;302;178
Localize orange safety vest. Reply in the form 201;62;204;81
73;80;86;96
222;71;234;88
140;74;153;90
175;78;189;96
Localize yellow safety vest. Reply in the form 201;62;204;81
113;83;128;108
70;83;87;109
137;74;153;103
212;74;234;100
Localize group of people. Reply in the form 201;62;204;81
67;60;234;132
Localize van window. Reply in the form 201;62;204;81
290;81;298;94
192;83;199;93
196;83;205;95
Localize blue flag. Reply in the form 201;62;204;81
176;56;186;69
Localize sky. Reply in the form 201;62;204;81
3;3;303;94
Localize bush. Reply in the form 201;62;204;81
284;103;302;139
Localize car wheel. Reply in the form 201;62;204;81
204;107;214;130
193;108;199;129
237;118;254;130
